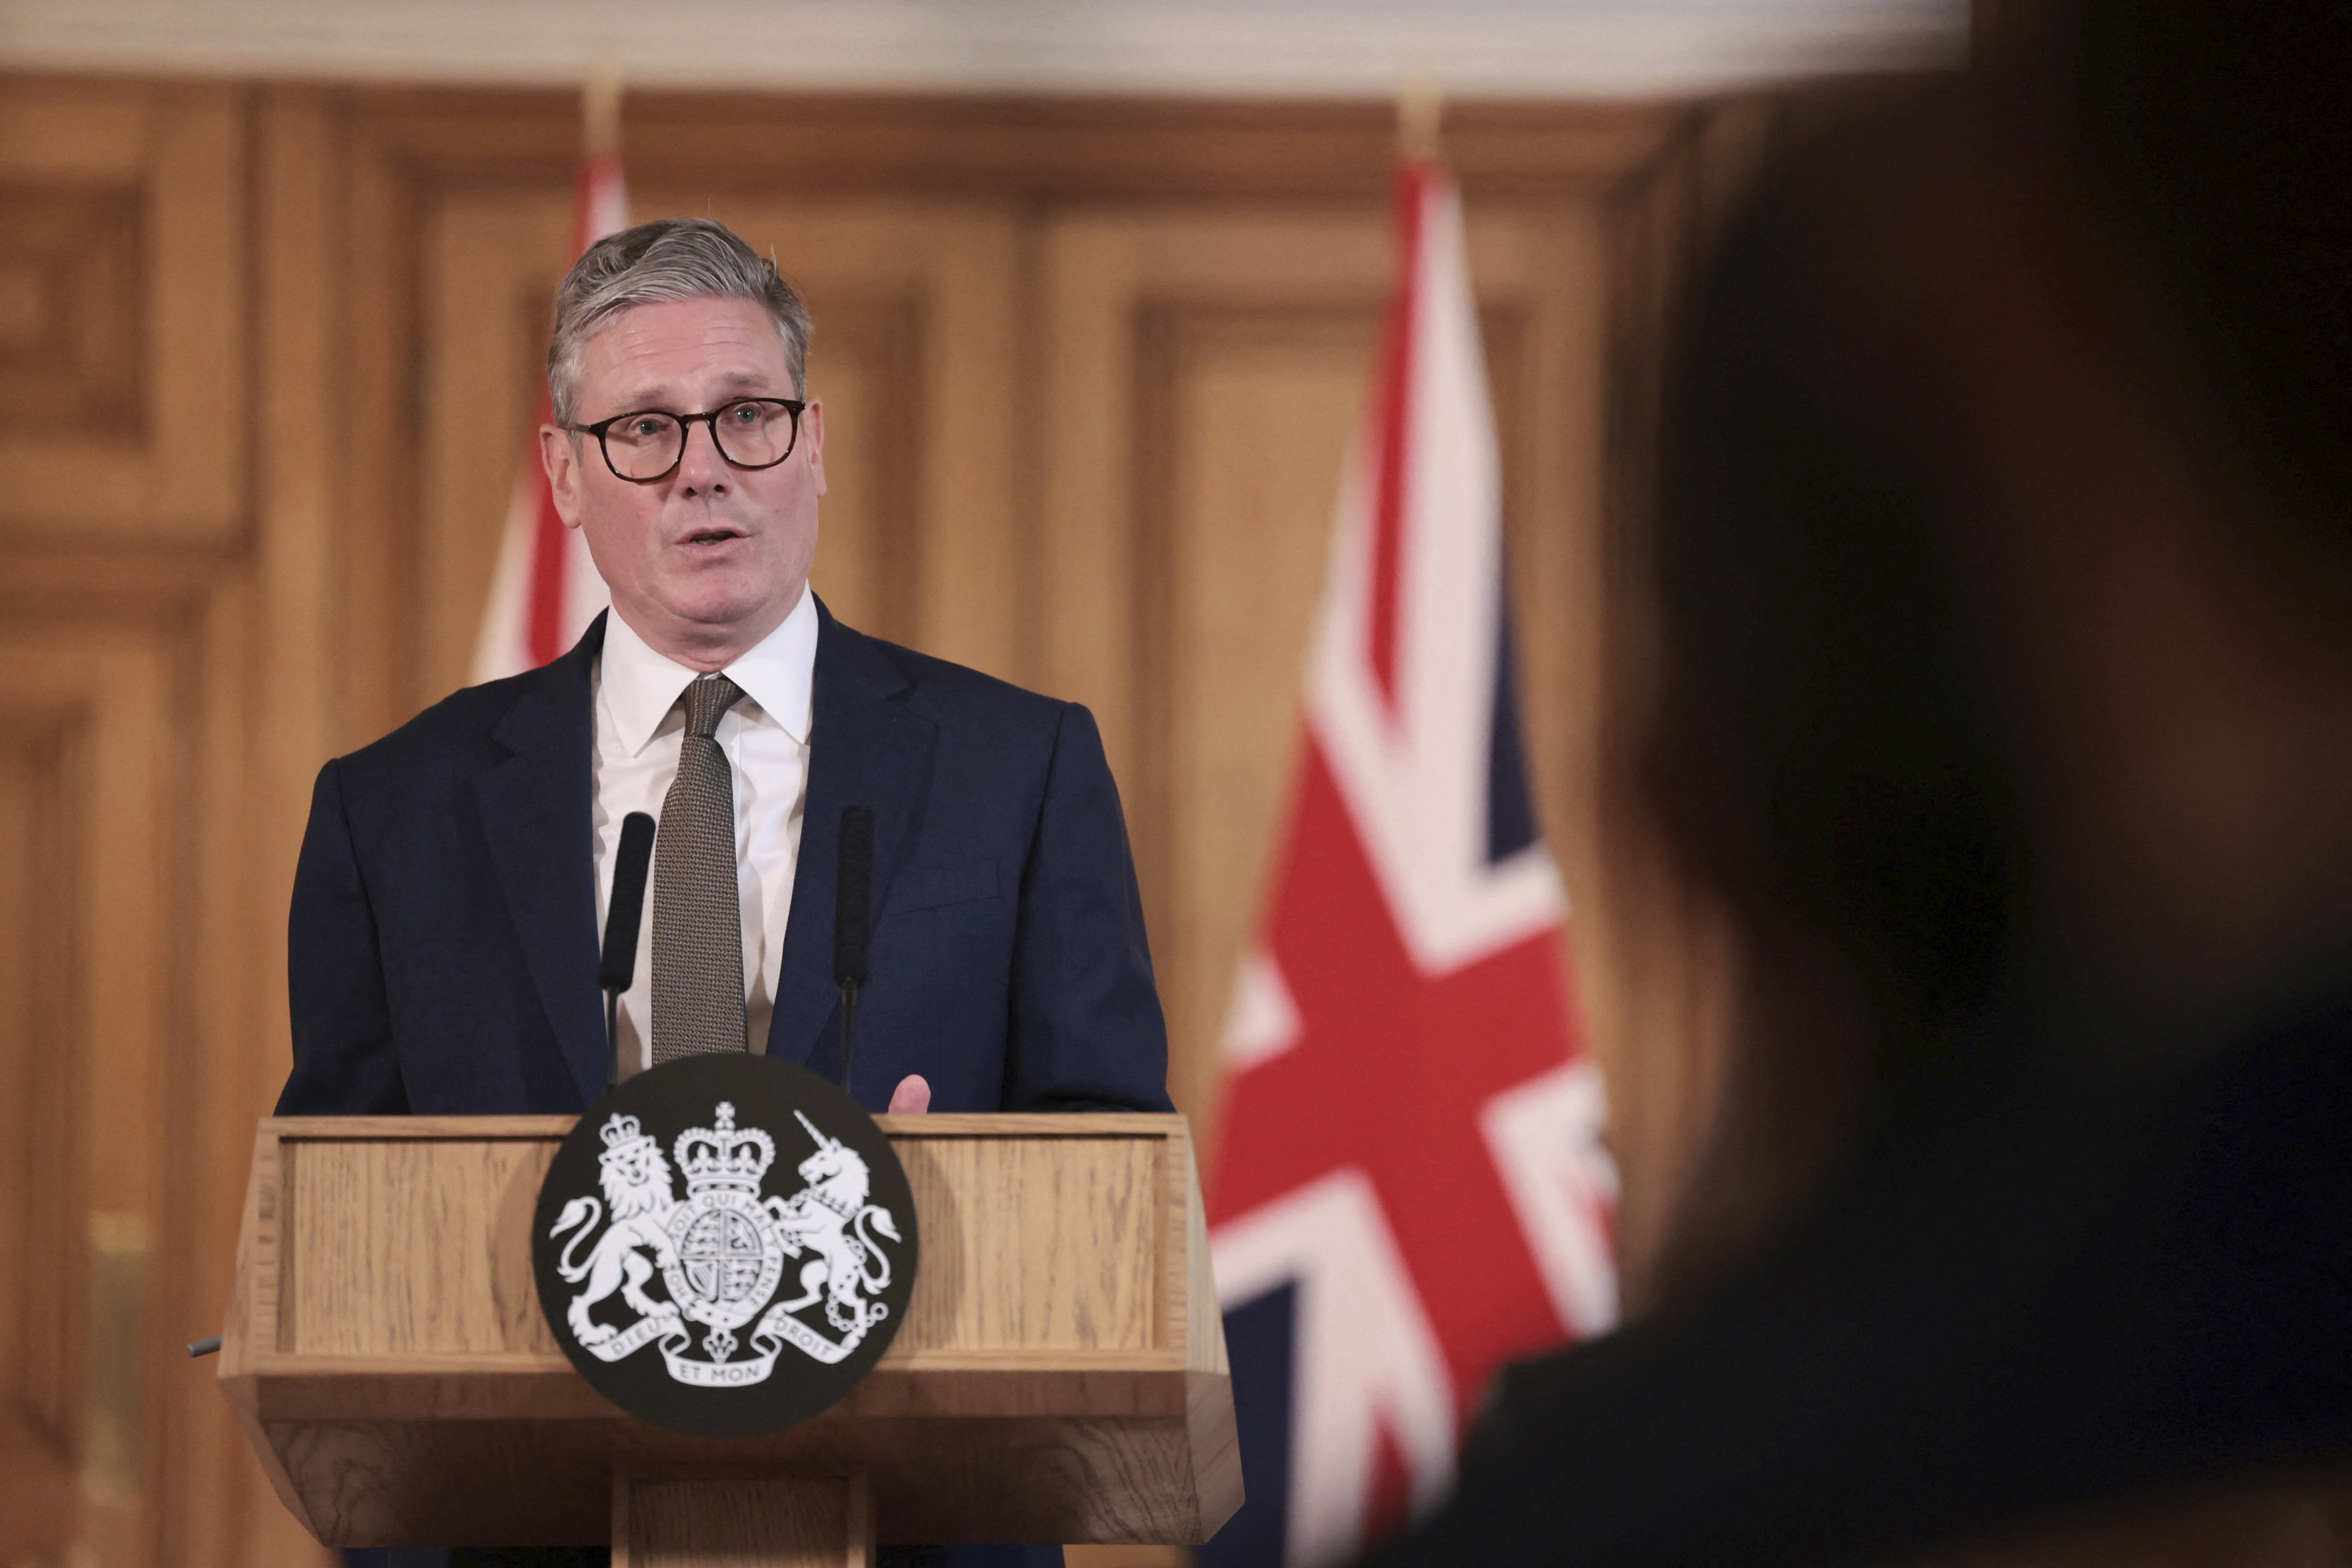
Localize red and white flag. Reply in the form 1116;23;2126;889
471;147;630;681
1204;160;1619;1568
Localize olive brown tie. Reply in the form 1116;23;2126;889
650;673;748;1063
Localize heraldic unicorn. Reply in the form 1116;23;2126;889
546;1099;904;1386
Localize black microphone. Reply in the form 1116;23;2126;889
600;812;656;1085
833;806;875;1096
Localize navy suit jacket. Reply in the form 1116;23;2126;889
281;602;1171;1121
282;603;1171;1568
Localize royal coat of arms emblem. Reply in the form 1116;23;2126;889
532;1055;919;1435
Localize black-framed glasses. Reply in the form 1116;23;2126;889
566;397;807;483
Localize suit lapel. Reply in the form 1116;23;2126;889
768;599;937;1074
475;615;607;1110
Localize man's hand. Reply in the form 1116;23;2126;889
888;1075;932;1114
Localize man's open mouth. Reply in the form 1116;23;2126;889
681;527;746;546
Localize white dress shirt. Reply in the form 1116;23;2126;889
591;590;818;1075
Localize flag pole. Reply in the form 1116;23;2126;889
1397;78;1442;163
584;57;623;159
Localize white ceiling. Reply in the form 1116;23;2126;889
0;0;1964;98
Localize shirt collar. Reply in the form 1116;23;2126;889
600;588;819;755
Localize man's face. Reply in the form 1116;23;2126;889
541;295;824;661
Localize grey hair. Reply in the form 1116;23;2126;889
547;217;812;426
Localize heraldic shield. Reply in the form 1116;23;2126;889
531;1053;920;1438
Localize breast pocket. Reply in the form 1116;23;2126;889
882;856;1003;918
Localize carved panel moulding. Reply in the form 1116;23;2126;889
337;86;1693;202
0;80;246;543
0;184;143;438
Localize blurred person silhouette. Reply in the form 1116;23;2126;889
1364;2;2352;1564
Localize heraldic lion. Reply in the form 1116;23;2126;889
548;1114;680;1345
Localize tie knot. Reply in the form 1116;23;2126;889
683;673;744;739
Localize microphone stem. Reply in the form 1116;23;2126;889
841;978;860;1100
605;988;621;1086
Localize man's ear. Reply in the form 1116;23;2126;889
540;425;585;528
802;399;826;499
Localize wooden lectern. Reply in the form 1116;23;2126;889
219;1113;1241;1565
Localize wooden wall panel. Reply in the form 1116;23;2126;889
0;706;81;1557
0;81;246;541
0;585;210;1567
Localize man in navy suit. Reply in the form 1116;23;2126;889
280;217;1170;1568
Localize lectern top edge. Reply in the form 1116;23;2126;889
259;1110;1194;1140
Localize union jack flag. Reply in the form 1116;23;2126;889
1204;159;1620;1568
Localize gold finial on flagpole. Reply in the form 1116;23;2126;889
583;57;623;157
1398;78;1442;162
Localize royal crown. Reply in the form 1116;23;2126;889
598;1112;657;1162
674;1100;776;1192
